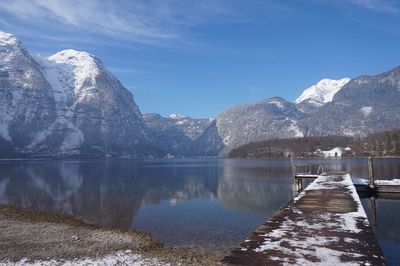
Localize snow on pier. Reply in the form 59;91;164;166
222;173;385;265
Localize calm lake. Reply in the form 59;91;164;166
0;158;399;264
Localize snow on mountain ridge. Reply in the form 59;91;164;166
0;31;57;147
0;31;19;46
27;49;109;153
0;31;158;157
198;97;307;155
49;49;99;67
32;55;83;153
295;78;350;105
169;114;187;119
48;49;103;103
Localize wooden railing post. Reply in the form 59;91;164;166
290;153;295;178
368;157;375;189
370;196;377;227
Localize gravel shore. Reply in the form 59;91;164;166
0;205;219;265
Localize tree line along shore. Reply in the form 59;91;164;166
228;128;400;158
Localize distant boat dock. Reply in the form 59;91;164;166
222;172;386;265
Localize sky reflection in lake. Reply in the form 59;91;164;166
0;158;400;258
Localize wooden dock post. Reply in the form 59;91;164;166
370;196;377;227
295;177;303;192
290;152;295;178
368;157;375;189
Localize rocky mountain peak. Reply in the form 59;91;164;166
261;97;292;109
0;31;20;46
38;49;111;105
0;31;33;64
0;31;160;158
381;65;400;84
48;49;100;68
170;113;187;119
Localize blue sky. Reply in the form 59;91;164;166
1;0;400;118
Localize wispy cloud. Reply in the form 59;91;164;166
336;0;400;13
0;0;247;46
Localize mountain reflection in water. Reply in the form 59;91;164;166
0;159;294;253
1;158;400;257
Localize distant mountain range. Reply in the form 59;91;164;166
1;31;400;157
197;69;400;155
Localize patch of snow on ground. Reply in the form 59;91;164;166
1;250;170;266
361;106;372;116
255;215;364;265
262;174;371;264
374;179;400;185
293;189;307;202
335;174;368;232
304;175;337;190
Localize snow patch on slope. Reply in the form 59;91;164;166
169;114;187;119
60;130;84;154
29;54;85;153
287;120;304;137
0;31;19;46
0;123;11;142
35;55;75;104
361;106;372;116
48;49;101;103
268;100;284;109
0;32;25;141
295;78;350;105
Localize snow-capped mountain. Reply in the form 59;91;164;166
306;66;400;136
2;31;400;157
0;31;56;155
196;97;306;155
295;78;350;106
0;31;160;157
195;67;400;155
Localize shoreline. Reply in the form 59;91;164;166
0;155;399;161
0;205;219;265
